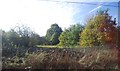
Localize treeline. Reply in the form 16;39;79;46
1;25;41;47
1;9;120;48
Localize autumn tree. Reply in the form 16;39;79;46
80;9;117;47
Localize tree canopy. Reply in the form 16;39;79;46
80;9;117;47
58;24;84;47
2;9;119;48
2;24;41;47
45;23;62;45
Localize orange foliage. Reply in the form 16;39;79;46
98;11;117;47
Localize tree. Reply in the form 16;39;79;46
3;24;41;47
80;9;117;47
97;10;117;47
6;29;20;47
58;24;84;47
45;23;62;45
29;32;41;47
39;36;49;45
1;30;8;46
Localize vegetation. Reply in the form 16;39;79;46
80;9;118;47
2;9;120;70
45;23;62;45
2;47;118;69
2;24;41;48
2;9;119;48
58;24;84;47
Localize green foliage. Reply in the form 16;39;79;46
29;33;41;47
39;36;49;45
2;24;40;47
45;23;62;45
2;29;20;47
58;24;84;47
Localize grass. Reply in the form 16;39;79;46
36;45;81;48
36;45;58;48
2;46;119;69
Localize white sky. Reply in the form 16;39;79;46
0;0;76;36
0;0;119;36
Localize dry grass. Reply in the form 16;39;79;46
2;47;119;70
23;47;119;69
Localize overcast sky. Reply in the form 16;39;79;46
0;0;119;36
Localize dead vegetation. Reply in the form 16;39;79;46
2;47;119;70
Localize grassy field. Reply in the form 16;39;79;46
36;45;58;48
2;46;119;70
36;45;83;48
